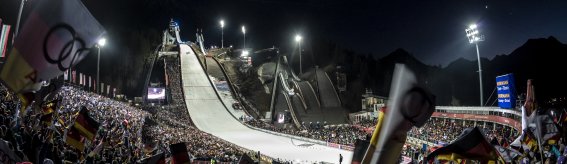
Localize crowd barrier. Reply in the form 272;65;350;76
244;123;359;152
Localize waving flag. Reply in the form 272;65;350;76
73;106;100;141
40;100;58;125
426;127;499;162
65;126;85;151
0;0;106;93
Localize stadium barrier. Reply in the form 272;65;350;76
244;124;328;146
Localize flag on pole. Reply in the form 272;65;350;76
40;100;58;125
0;0;106;93
356;110;384;163
65;126;85;151
426;127;499;162
0;24;11;58
368;64;435;163
73;106;100;141
72;70;76;83
63;70;68;80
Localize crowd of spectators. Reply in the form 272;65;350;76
407;117;517;145
0;55;276;163
245;119;368;146
244;113;521;162
0;83;149;163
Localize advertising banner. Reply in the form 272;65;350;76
431;112;521;130
496;74;516;109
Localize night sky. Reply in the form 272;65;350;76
2;0;567;66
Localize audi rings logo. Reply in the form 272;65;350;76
43;24;91;72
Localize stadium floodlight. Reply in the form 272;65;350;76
220;20;224;48
295;35;302;42
295;34;303;74
96;37;106;94
242;26;246;50
465;23;485;106
98;38;107;47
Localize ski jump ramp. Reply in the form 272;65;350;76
179;44;352;163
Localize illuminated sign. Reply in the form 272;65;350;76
496;74;516;109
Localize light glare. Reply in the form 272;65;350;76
295;35;302;42
98;38;106;47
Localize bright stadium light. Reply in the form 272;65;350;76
96;37;106;94
465;23;485;106
98;38;107;47
242;50;249;57
295;34;303;74
220;20;225;48
295;35;302;42
242;26;246;50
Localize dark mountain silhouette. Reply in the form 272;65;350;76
313;36;566;111
484;36;567;107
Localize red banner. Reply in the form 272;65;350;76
431;112;521;130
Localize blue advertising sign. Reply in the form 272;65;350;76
496;74;516;109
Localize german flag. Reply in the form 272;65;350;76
426;127;499;162
66;127;85;151
169;142;190;164
40;100;58;125
73;107;99;141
